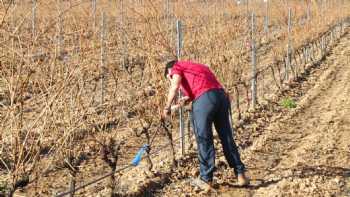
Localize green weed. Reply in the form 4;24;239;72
281;97;297;109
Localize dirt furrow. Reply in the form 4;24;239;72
152;29;350;197
235;29;350;197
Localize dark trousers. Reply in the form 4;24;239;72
191;89;245;182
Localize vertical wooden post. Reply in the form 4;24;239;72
286;8;292;81
74;33;80;56
331;28;334;44
176;20;185;156
246;0;249;26
321;35;325;57
165;0;172;47
302;47;307;69
306;1;311;21
100;12;106;105
58;0;63;56
32;0;36;39
264;0;269;34
120;0;128;71
250;12;257;109
57;0;65;80
11;2;16;74
92;0;97;34
165;0;170;23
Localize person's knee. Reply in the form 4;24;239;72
197;135;214;146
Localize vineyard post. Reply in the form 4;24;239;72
32;0;36;39
58;0;63;57
306;46;310;64
75;31;82;93
264;0;269;34
8;4;16;194
250;12;257;109
214;1;217;32
74;33;80;56
165;0;170;24
92;0;97;34
340;0;345;35
57;0;65;79
321;35;326;57
306;1;311;21
319;0;323;24
337;0;340;33
246;0;249;27
340;17;343;35
340;18;343;35
334;25;337;42
222;0;226;17
327;32;330;49
176;20;185;156
321;1;326;57
286;8;292;81
100;12;106;105
311;42;316;61
120;0;128;71
10;1;16;73
336;23;338;39
331;27;334;44
165;0;172;46
302;47;307;68
322;0;325;25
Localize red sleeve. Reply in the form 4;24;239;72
169;63;183;78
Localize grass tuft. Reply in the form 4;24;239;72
281;97;297;109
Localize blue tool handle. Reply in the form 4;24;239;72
131;144;149;166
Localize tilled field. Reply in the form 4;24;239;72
14;27;350;197
1;2;349;197
153;28;350;197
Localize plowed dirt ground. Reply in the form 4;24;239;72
155;28;350;197
12;27;350;197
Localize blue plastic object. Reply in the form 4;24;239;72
131;144;149;166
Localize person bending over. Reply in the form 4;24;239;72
162;60;249;191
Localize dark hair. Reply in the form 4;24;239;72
164;60;177;78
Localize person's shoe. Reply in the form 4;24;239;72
237;173;250;186
190;177;213;192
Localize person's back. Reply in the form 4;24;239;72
170;61;223;101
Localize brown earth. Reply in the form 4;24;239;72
10;26;350;197
155;28;350;197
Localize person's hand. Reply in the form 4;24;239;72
224;91;232;102
162;107;171;119
161;97;190;119
178;96;190;106
178;97;187;106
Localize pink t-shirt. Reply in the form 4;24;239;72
170;61;223;101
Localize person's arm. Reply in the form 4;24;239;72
163;74;182;116
170;96;190;111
